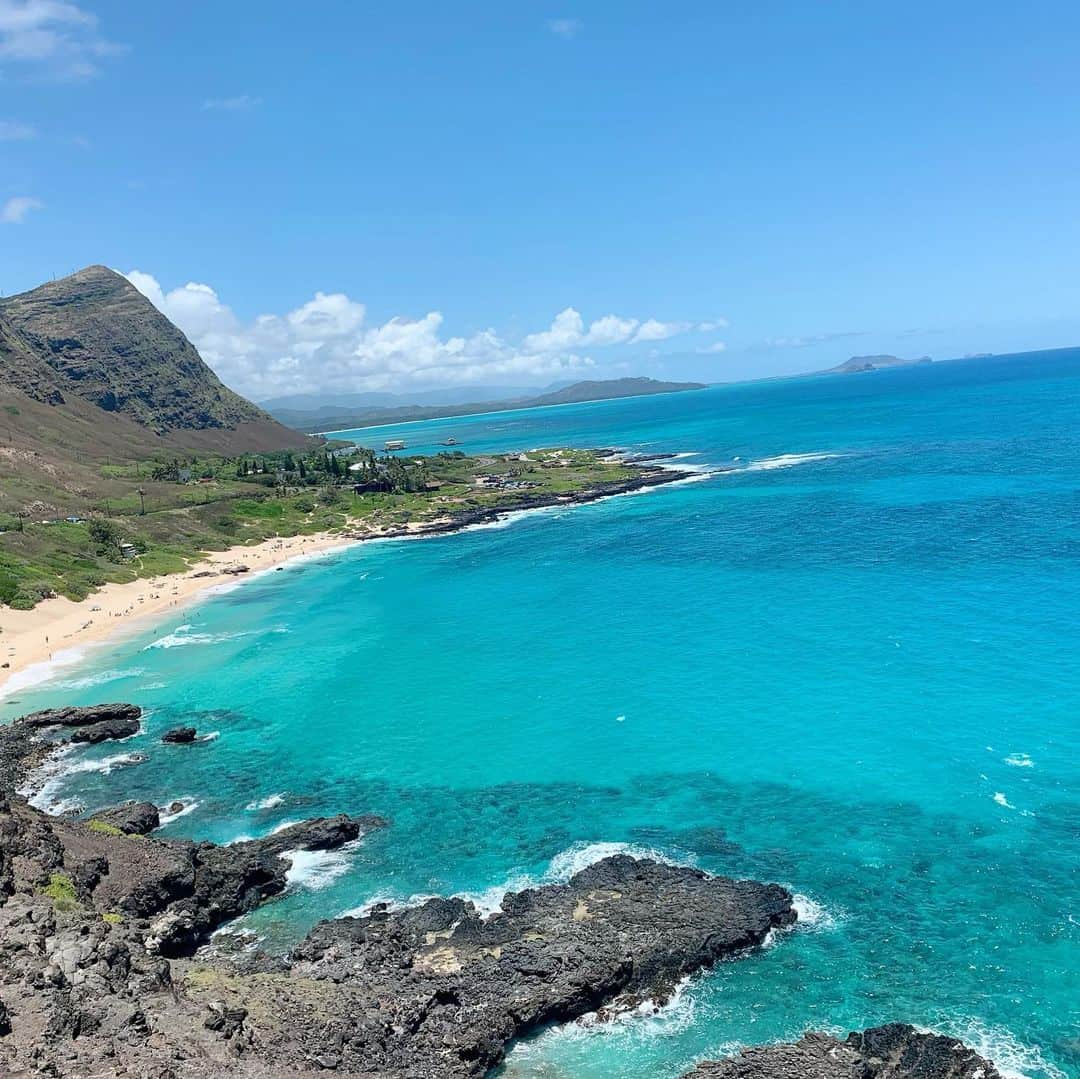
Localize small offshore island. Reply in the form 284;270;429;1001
0;704;1002;1078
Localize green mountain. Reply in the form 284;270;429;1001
0;265;305;452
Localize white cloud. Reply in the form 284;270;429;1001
633;319;690;343
0;119;35;139
522;307;678;352
697;341;727;354
202;94;262;112
547;17;581;38
1;195;43;223
123;271;713;400
0;0;122;80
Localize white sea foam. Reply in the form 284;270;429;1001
21;748;147;813
245;792;287;810
923;1018;1067;1079
199;730;220;742
553;974;698;1043
342;841;695;921
158;799;199;826
1004;753;1034;768
0;646;90;699
505;975;700;1068
54;667;146;690
144;624;255;650
743;452;842;472
283;840;362;891
545;840;691;882
993;792;1015;809
791;893;842;931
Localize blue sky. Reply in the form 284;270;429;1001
3;1;1080;400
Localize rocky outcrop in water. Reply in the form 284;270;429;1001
682;1024;1002;1078
18;703;142;730
0;703;1008;1078
69;715;142;744
240;854;794;1077
162;725;198;744
0;703;145;793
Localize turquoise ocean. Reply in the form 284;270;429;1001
2;352;1078;1078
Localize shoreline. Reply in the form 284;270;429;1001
0;532;359;700
0;463;697;699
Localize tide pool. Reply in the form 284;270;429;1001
3;352;1078;1079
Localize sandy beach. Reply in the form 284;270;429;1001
0;531;358;698
0;464;689;700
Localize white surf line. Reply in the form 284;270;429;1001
1;456;703;699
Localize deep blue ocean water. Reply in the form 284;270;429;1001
3;352;1078;1078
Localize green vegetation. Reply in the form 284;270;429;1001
0;445;639;609
87;820;125;837
102;911;123;925
40;872;78;911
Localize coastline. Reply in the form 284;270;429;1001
0;462;696;699
0;532;358;699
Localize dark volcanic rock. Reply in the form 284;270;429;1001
162;725;198;744
0;702;1008;1079
682;1024;1003;1078
69;716;141;744
228;855;794;1077
254;813;379;857
106;815;386;957
18;703;142;730
90;801;161;835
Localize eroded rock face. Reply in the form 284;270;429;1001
18;703;143;730
90;800;161;835
69;716;141;744
682;1024;1003;1079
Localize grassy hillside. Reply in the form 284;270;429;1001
0;447;636;609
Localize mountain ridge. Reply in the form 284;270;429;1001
270;376;707;433
0;265;306;452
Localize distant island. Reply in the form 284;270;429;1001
822;354;933;374
267;377;708;433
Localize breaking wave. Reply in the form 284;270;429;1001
742;452;842;472
246;792;287;811
145;624;255;650
341;840;694;920
54;667;146;690
158;798;199;826
925;1017;1067;1079
284;840;363;891
21;747;147;813
791;893;843;931
1004;753;1034;768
